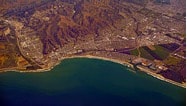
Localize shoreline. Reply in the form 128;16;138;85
66;55;186;88
0;55;185;88
136;65;186;88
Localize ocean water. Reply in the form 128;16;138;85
0;58;185;106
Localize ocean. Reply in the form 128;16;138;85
0;58;185;106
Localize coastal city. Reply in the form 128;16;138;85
0;0;186;88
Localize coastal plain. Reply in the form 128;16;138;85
0;0;186;88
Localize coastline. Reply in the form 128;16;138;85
66;55;186;88
0;55;185;88
136;65;186;88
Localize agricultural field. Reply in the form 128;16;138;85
130;43;180;61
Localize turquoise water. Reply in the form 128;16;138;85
0;58;185;106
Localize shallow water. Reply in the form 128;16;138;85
0;58;185;106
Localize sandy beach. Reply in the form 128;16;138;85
136;65;186;88
67;55;186;88
0;55;185;88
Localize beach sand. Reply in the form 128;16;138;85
0;55;185;88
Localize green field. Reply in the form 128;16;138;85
153;45;170;60
139;47;155;60
130;49;139;56
130;45;171;60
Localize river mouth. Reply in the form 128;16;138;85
0;58;185;106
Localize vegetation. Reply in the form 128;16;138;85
163;55;182;66
130;45;171;61
152;45;170;60
139;47;155;60
130;49;139;56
